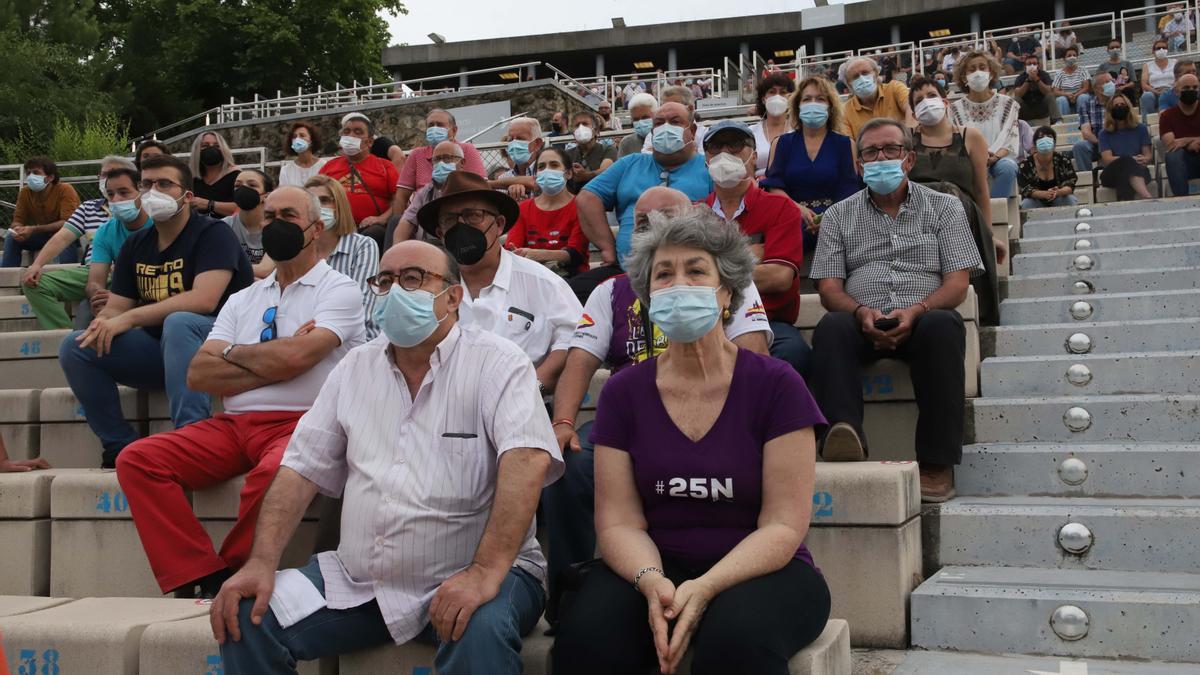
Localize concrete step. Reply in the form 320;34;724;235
923;496;1200;573
1011;242;1200;276
984;318;1200;357
999;289;1200;325
1017;224;1200;254
0;296;35;320
893;650;1200;673
971;394;1200;444
958;443;1200;498
1003;265;1200;298
1024;211;1200;238
980;350;1200;397
1022;198;1200;223
910;565;1200;662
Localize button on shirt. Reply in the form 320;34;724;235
458;249;583;365
280;325;564;644
206;260;367;413
810;182;981;314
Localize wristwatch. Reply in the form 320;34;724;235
222;344;237;361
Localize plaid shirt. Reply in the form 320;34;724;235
1078;95;1105;133
810;182;982;314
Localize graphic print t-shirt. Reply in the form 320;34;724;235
111;211;253;337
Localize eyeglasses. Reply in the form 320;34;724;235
261;306;278;342
706;140;749;154
437;208;498;230
432;155;464;163
137;178;184;192
367;267;450;295
859;144;908;162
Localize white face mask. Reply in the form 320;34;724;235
914;97;947;126
707;152;748;189
764;94;789;117
1156;48;1169;60
339;135;363;156
141;189;184;223
573;125;594;144
967;70;992;92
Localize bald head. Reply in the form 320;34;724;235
433;140;463;160
633;187;691;231
1177;73;1199;93
381;240;458;283
655;101;693;126
265;185;321;223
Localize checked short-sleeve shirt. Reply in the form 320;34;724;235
810;182;981;314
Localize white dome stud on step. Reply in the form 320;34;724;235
1058;523;1094;554
1064;406;1092;432
1074;239;1092;250
1071;280;1094;294
1073;255;1094;271
1066;333;1093;354
1070;301;1094;321
1058;457;1089;485
1050;605;1090;641
1074;221;1092;234
1066;364;1092;386
1075;207;1092;218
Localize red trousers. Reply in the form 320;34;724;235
116;411;304;593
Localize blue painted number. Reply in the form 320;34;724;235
861;374;894;395
204;654;224;675
812;491;833;518
18;340;41;356
15;649;59;675
96;490;129;513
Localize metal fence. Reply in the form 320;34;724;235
857;42;918;85
918;32;982;76
1121;2;1197;62
1048;13;1118;71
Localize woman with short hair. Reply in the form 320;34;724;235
749;73;797;177
1019;126;1079;208
949;51;1021;198
278;121;328;187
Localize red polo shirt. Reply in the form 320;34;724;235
702;183;804;324
319;154;399;224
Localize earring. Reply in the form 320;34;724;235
722;307;731;320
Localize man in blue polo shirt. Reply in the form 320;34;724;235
570;101;712;303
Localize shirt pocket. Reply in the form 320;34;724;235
894;231;941;272
423;435;494;516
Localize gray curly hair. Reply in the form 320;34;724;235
625;205;756;323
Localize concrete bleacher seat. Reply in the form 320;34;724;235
140;614;333;675
0;330;70;393
0;389;39;464
0;471;56;595
0;265;76;334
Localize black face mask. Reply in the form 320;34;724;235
233;186;261;211
1112;106;1130;121
443;222;494;266
1182;90;1199;105
262;219;315;262
200;146;223;167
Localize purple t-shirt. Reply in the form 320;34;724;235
590;348;826;569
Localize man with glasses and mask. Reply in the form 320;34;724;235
1075;72;1116;172
415;171;582;394
1160;73;1200;197
211;239;563;675
390;140;465;246
115;185;365;599
59;154;253;469
489;116;544;201
808;118;981;504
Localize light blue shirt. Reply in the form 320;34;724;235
582;152;713;261
89;216;147;265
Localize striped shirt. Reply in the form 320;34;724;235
280;324;564;644
1052;67;1089;95
62;198;112;264
325;232;380;339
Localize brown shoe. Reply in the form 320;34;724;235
920;464;956;503
822;422;866;462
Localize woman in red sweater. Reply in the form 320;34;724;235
507;146;590;276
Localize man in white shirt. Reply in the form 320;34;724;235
211;240;563;675
116;186;366;599
415;171;583;393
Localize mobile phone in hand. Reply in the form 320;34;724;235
873;317;900;331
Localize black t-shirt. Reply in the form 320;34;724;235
193;170;240;203
111;211;253;337
371;136;397;161
1015;70;1054;103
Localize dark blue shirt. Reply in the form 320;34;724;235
1099;123;1152;159
760;130;861;214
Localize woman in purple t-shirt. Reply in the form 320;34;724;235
553;208;831;675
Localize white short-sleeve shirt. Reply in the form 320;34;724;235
206;260;367;413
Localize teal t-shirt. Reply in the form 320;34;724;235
90;216;147;265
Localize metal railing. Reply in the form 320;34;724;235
1121;2;1197;62
795;50;853;83
1048;13;1117;71
857;42;918;84
918;32;982;76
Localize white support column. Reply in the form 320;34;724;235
459;67;468;88
595;53;605;77
891;24;901;45
668;48;678;72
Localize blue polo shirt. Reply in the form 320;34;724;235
90;215;148;265
583;152;713;261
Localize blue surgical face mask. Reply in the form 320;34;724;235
111;199;141;224
432;161;456;185
799;102;829;129
862;159;907;195
633;118;654;138
852;74;878;99
1036;137;1055;154
26;174;47;192
1102;81;1117;97
651;124;687;154
291;137;310;154
426;126;449;145
507;140;531;165
536;169;567;195
648;285;722;344
373;285;449;348
319;206;335;226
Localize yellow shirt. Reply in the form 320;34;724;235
842;80;911;142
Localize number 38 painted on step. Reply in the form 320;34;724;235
17;648;60;675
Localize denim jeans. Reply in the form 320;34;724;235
542;420;595;621
220;555;546;675
1021;194;1079;209
988;157;1020;198
1165;148;1200;196
1073;140;1099;172
1141;90;1161;115
59;311;214;467
769;320;813;377
1;230;79;268
1161;89;1180;111
1056;96;1074;117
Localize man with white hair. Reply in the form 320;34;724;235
116;185;366;599
489;116;543;200
841;57;912;141
640;85;708;153
392;140;466;245
597;100;621;131
619;93;657;158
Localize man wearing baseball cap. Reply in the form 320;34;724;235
702;120;809;373
318;112;398;252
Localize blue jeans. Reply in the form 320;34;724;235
59;311;214;467
1021;194;1079;209
1073;140;1099;172
1141;91;1161;115
988;157;1019;198
542;420;595;621
1165;148;1200;196
220;556;545;675
1;230;79;268
1056;96;1074;117
769;321;812;376
1160;89;1180;110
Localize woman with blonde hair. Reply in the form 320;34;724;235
188;130;240;217
949;51;1021;199
761;75;861;251
1098;93;1154;201
304;174;381;338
